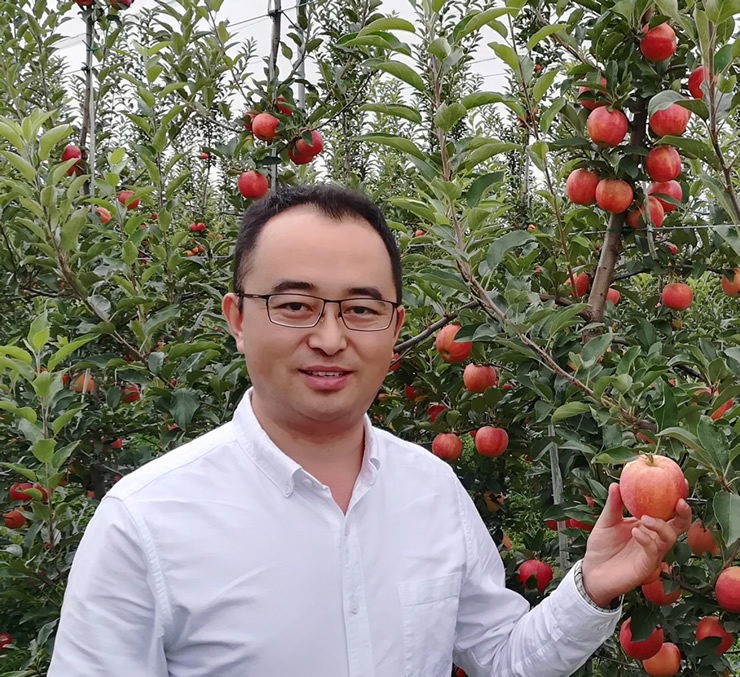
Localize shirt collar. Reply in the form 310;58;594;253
233;387;380;496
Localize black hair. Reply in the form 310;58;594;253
232;183;403;305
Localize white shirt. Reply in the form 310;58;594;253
49;388;619;677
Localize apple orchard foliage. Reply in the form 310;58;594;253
0;0;739;674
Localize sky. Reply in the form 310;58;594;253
54;0;509;101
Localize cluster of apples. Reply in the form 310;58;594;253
616;453;739;675
427;325;509;462
2;481;50;529
238;97;325;201
568;22;691;222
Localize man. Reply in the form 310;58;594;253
48;184;691;676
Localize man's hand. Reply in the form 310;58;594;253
580;482;692;607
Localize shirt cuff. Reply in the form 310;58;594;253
572;559;623;612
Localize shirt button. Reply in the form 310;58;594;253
283;485;291;496
350;602;359;614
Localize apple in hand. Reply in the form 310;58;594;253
620;454;687;520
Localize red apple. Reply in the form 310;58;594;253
435;324;473;363
642;562;682;605
566;518;593;531
463;364;498;392
200;152;209;160
567;272;590;298
428;403;447;423
475;426;509;457
648;180;683;212
238;171;269;199
96;207;111;223
389;352;401;371
3;509;25;529
276;96;292;115
620;454;687;520
517;559;553;593
587;107;628;146
695;616;735;654
9;483;33;501
62;144;83;176
626;196;665;229
662;283;693;311
645;146;681;182
432;433;462;462
288;146;314;165
414;229;425;237
251;113;280;141
578;75;607;110
33;484;48;501
111;438;124;449
720;268;740;297
640;23;677;61
295;130;323;157
643;563;662;584
649;103;691;137
595;179;633;213
606;287;620;304
642;642;680;676
619;618;664;660
121;384;140;403
0;633;12;652
715;566;740;612
667;243;678;255
688;65;712;100
109;0;132;8
566;168;600;205
74;0;94;5
404;385;420;400
687;519;719;556
117;190;139;209
545;519;558;531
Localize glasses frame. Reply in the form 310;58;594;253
236;291;401;332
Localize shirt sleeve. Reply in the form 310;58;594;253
451;477;620;677
47;496;169;677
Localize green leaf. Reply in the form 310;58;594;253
486;231;535;269
143;304;180;341
461;91;503;109
655;385;677;430
1;151;36;181
32;439;56;464
39;124;71;161
47;334;97;371
0;401;37;424
714;225;740;258
433;102;467;133
428;37;451;60
358;18;415;35
167;341;222;359
358;103;421;123
462;141;519;169
697;416;730;473
52;408;82;436
1;463;37;482
581;334;612;366
355;133;426;160
552;401;591;423
593;447;638;464
487;42;520;74
713;492;740;546
466;172;505;207
647;90;686;117
454;8;516;40
549;304;587;338
27;313;49;351
527;23;568;50
532;68;560;103
373;61;425;92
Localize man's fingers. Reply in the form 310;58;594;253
668;499;692;536
597;482;626;527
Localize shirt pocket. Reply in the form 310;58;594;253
397;572;462;677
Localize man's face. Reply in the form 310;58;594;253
223;205;405;433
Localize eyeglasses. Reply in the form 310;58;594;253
236;292;400;331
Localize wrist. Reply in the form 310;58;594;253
579;559;620;609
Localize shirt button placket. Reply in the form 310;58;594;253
342;517;373;676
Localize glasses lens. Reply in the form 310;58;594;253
267;294;323;327
340;299;394;331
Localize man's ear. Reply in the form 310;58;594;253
222;293;245;353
